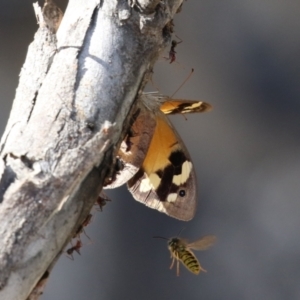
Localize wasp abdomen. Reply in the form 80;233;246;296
179;251;200;274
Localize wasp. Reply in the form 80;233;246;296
154;235;216;276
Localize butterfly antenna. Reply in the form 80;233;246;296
170;68;194;98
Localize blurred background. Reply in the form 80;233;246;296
1;1;300;299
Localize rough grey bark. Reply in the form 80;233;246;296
0;0;182;299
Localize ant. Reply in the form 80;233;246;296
165;37;182;64
95;193;111;211
66;240;82;260
73;213;93;239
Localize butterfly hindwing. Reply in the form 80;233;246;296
127;109;197;221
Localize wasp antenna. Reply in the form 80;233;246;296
153;236;169;240
177;227;186;237
170;68;194;98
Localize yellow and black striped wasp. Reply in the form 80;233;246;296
154;235;216;276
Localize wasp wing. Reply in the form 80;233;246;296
187;235;216;251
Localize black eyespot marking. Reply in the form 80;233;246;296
179;189;186;197
169;151;188;176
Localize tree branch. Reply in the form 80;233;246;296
0;0;182;299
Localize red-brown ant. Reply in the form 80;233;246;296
165;37;182;64
66;240;82;260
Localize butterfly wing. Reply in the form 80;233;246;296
104;104;156;189
159;99;212;115
127;110;197;221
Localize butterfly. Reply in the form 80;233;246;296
104;94;212;221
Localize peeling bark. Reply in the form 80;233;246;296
0;0;183;299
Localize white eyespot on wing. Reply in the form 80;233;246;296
140;173;161;192
172;161;193;185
